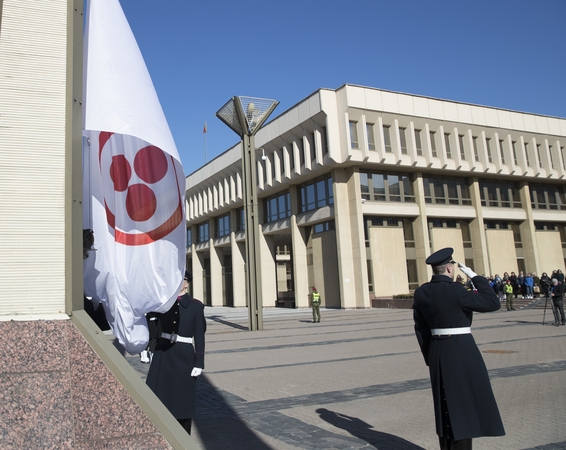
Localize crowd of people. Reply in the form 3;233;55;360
485;269;564;302
454;268;565;325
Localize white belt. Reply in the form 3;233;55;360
161;332;193;344
431;327;471;336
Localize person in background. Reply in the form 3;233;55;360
493;274;504;301
524;273;534;299
311;287;321;323
556;269;565;284
550;278;565;327
540;272;552;298
517;271;525;298
504;279;515;311
509;272;518;298
146;271;206;435
413;247;505;450
532;272;541;298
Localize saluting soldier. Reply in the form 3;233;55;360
413;248;505;450
146;271;206;435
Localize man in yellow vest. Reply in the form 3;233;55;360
311;287;321;323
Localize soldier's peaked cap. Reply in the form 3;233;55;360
184;270;193;283
426;247;454;266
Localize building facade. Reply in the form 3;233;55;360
185;84;566;309
0;2;196;447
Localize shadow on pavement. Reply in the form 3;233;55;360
316;408;425;450
116;344;270;449
194;374;272;450
208;315;249;331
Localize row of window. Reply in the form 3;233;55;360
191;214;553;248
349;120;566;170
299;175;334;213
188;173;565;247
188;176;335;244
359;171;566;210
530;184;566;210
360;172;414;202
424;177;471;205
266;175;335;221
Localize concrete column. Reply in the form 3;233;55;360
438;125;448;167
333;168;369;308
303;129;312;172
231;240;247;307
290;185;309;308
209;244;223;307
412;173;431;284
207;218;222;306
259;229;277;307
312;230;340;307
191;250;205;302
518;181;541;274
468;177;490;275
423;123;434;166
230;209;246;307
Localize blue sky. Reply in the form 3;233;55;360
119;0;566;176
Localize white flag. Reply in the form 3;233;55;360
83;0;185;354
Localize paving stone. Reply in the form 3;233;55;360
124;307;566;449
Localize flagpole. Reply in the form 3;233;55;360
203;121;207;163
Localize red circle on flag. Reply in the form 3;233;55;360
110;155;132;192
98;132;184;246
126;183;157;222
134;146;168;184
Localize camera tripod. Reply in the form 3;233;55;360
542;289;559;325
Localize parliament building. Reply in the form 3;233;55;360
184;84;566;309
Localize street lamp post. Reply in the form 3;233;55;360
216;96;278;331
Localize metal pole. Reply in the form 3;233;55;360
241;134;263;330
216;96;278;331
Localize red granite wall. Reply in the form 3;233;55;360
0;320;171;449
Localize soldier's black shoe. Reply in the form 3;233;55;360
452;438;472;450
553;322;560;327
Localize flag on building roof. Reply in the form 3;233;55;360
203;121;207;134
82;0;186;354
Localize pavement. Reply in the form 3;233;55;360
124;304;566;450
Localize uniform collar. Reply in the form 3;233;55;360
177;293;192;307
430;274;453;283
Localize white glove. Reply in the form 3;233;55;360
191;367;203;377
458;263;477;279
140;350;150;363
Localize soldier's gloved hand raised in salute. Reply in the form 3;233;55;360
191;367;202;377
458;262;478;279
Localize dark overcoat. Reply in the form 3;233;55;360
413;274;505;440
146;294;206;419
